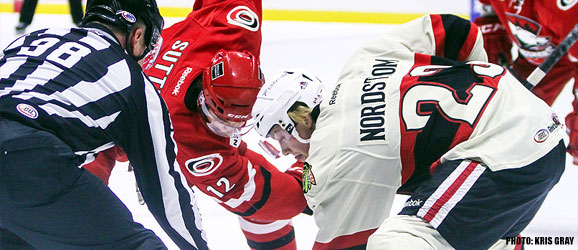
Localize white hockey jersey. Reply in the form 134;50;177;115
304;14;565;249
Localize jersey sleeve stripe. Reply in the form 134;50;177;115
439;14;474;60
312;228;377;250
224;161;257;208
143;79;208;249
431;14;446;58
0;61;62;97
78;33;111;51
417;160;485;228
0;57;27;80
238;217;292;234
12;61;130;107
246;228;296;249
37;103;117;128
45;28;73;37
55;61;131;106
233;165;272;217
457;22;481;61
4;36;26;52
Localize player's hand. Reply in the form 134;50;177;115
565;111;578;165
285;161;305;183
115;147;128;162
474;16;512;67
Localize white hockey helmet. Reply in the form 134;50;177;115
252;68;324;139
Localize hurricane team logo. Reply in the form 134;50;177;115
227;6;259;32
185;153;223;176
558;0;578;10
16;103;38;119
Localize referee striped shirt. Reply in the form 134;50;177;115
0;23;208;250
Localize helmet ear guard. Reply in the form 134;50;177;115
252;69;324;139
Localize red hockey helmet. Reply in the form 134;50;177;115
202;50;264;123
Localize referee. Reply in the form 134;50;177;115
0;0;208;249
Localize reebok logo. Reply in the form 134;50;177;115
172;67;192;96
403;199;423;207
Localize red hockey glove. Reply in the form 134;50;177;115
284;161;305;184
474;16;513;67
566;109;578;165
84;147;118;185
115;146;128;162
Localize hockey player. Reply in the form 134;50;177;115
15;0;84;35
86;0;309;249
142;0;309;247
251;14;566;250
474;0;578;164
152;49;307;249
0;0;208;249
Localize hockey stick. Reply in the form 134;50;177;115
523;22;578;90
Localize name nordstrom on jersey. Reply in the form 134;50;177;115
359;59;398;142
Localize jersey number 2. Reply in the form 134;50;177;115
402;63;502;131
207;178;235;198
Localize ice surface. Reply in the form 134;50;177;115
0;13;576;250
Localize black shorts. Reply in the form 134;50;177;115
0;119;166;250
399;140;566;250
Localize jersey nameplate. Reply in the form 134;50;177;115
148;40;190;90
359;59;398;143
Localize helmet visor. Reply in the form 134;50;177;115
200;98;247;137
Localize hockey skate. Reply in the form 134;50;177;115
14;22;28;35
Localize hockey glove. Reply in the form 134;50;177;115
474;16;513;67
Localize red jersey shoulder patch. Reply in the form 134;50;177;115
558;0;578;10
227;6;259;32
185;153;223;177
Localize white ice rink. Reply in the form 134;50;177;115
0;12;576;250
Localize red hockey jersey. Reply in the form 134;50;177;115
479;0;578;105
480;0;578;66
144;0;307;221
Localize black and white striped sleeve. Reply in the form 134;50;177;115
0;26;209;249
118;70;208;250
